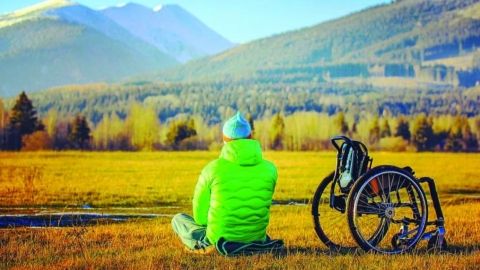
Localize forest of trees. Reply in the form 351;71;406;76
1;92;479;152
22;79;480;129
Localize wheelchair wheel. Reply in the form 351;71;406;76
347;166;428;254
311;172;359;251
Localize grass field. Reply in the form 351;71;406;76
0;151;479;269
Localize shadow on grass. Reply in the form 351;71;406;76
279;246;360;257
266;244;480;258
444;188;480;195
423;244;480;255
237;246;361;258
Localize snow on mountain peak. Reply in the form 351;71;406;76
153;4;163;12
0;0;74;29
13;0;74;15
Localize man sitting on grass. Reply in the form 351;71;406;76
172;112;281;255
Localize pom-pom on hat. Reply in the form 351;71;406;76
222;112;252;140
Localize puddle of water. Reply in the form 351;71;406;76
272;199;309;206
0;212;171;228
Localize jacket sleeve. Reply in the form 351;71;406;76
192;166;212;226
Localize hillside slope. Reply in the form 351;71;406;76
0;0;177;96
159;0;480;87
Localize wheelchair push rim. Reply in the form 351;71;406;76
312;172;390;252
312;172;358;251
347;166;428;254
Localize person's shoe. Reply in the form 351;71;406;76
184;245;216;255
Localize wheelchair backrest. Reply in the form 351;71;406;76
331;136;371;191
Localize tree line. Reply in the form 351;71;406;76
27;80;480;128
1;92;479;152
255;111;479;152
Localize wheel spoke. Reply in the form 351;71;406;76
350;169;427;254
313;173;357;250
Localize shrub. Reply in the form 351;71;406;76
22;131;52;151
379;136;409;152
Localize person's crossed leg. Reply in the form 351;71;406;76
171;213;213;253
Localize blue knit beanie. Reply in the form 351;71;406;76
222;112;252;140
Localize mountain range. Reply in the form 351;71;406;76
0;0;233;96
158;0;480;88
102;3;233;63
2;0;480;99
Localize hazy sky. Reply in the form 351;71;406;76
1;0;388;43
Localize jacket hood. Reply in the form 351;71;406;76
220;139;263;166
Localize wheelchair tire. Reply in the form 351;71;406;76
347;165;428;254
312;171;358;251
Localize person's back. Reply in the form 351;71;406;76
172;112;278;253
200;139;277;244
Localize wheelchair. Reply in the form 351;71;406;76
311;136;447;254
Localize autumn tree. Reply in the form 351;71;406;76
48;120;72;150
351;122;358;136
166;118;197;149
270;113;285;150
128;104;160;151
93;114;111;150
0;98;5;130
474;116;480;144
44;109;58;138
0;98;6;149
68;115;91;150
22;131;52;151
368;117;380;145
333;112;349;134
6;92;44;150
110;113;131;150
93;113;130;150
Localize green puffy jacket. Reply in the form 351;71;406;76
192;139;277;244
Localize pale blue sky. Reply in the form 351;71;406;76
1;0;388;43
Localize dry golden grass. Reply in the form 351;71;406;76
0;151;479;269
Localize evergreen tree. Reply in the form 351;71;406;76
395;116;411;141
68;115;91;150
270;113;285;150
6;92;44;150
412;115;435;151
445;127;463;152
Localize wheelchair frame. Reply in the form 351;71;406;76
312;135;447;253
